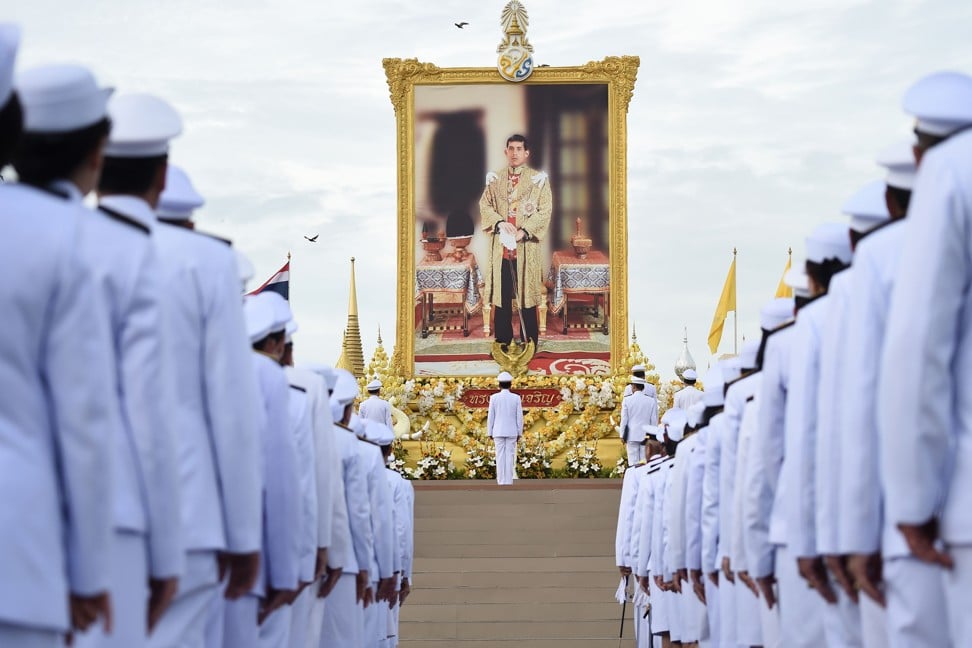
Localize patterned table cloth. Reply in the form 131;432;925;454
415;255;484;314
548;250;610;315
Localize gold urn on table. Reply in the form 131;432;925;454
570;217;592;258
421;230;447;262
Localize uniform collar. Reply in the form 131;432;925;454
508;165;526;176
254;349;282;364
98;195;158;231
49;179;84;203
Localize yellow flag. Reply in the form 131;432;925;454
707;256;736;354
775;253;793;298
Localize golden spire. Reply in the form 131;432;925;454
341;257;366;377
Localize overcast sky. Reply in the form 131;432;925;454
8;0;972;379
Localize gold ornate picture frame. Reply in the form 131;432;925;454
384;56;639;380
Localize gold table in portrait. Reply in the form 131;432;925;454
415;255;484;338
548;250;610;335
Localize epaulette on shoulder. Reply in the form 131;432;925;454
289;384;307;393
193;230;233;246
357;436;379;447
334;422;356;434
860;217;903;241
725;370;758;391
98;206;150;235
746;395;755;403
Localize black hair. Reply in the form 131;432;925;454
888;186;912;216
506;134;529;150
683;376;697;386
499;381;512;390
805;258;848;294
12;117;111;187
914;128;946;153
252;329;286;351
99;154;167;196
663;437;678;457
795;294;811;311
700;405;723;428
381;444;392;459
631;382;644;392
633;370;646;379
755;329;771;370
0;93;24;169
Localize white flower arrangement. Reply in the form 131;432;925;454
562;442;604;478
463;442;496;480
517;433;553;479
409;443;459;480
609;455;627;478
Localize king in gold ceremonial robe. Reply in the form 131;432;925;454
479;134;552;347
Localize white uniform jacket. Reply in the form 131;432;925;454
616;467;640;568
635;455;667;578
783;295;830;558
287;383;319;582
333;423;373;575
732;391;760;572
879;129;972;543
90;194;182;578
745;323;795;576
0;183;117;630
252;352;301;594
359;395;393;428
702;413;726;574
684;428;708;572
359;439;395;581
666;433;698;573
720;374;760;564
620;390;658;443
151;220;263;555
488;389;523;438
840;222;909;557
674;386;704;411
815;270;853;556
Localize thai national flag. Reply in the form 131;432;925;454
247;260;289;300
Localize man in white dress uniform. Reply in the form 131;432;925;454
488;371;523;485
620;376;659;467
359;380;393;428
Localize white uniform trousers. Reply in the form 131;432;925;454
858;594;888;648
288;585;315;648
205;594;225;648
362;581;382;648
257;601;291;648
884;555;949;647
822;582;862;648
223;594;259;647
681;586;706;642
649;577;669;634
149;550;220;648
0;623;61;648
626;442;645;467
319;573;363;648
757;582;780;648
384;600;399;647
667;590;682;643
717;579;735;646
304;586;326;648
494;437;517;486
774;546;824;648
75;530;148;648
943;545;972;647
734;580;762;646
704;578;720;647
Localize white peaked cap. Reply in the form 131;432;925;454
784;267;811;298
720;357;742;383
740;339;760;370
632;364;646;372
661;407;688;442
367;379;382;391
760;297;794;331
876;141;918;191
702;366;725;407
497;371;513;382
903;70;972;137
630;376;647;386
243;294;276;343
683;369;697;381
105;93;182;157
302;363;338;390
687;401;706;428
17;63;112;132
285;319;298;344
806;222;852;264
0;24;20;106
157;165;204;220
235;249;255;285
332;369;359;406
363;420;395;445
842;180;891;233
262;291;290;333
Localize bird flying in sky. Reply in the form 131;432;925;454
304;234;319;242
454;21;468;29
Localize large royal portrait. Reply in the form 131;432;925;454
384;57;638;378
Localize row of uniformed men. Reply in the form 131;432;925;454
0;24;414;648
616;69;972;648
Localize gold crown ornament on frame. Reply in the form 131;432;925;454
496;1;534;82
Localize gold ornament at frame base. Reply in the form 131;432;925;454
490;340;535;377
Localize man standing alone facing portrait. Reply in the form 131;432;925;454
480;134;552;348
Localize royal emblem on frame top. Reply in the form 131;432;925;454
496;1;534;82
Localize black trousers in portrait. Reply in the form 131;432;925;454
494;258;539;347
